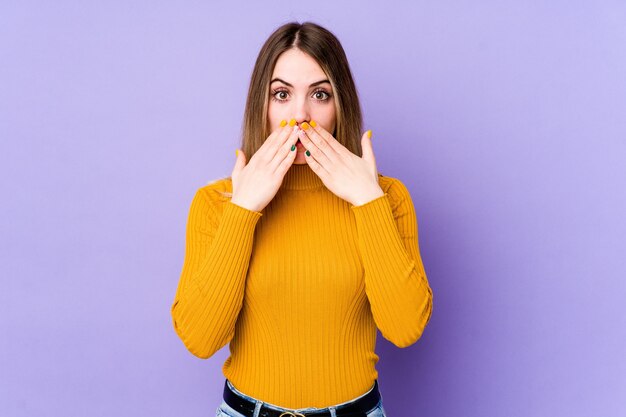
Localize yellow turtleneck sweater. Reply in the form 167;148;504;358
171;163;433;409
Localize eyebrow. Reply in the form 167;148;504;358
270;78;331;88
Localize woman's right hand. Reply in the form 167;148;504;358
230;120;301;212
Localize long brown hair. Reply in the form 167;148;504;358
210;21;364;190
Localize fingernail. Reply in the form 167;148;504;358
301;122;310;130
289;118;297;127
366;130;372;139
310;120;317;128
280;119;287;127
235;149;239;157
305;150;311;156
290;144;296;151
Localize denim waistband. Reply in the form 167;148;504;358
224;379;380;415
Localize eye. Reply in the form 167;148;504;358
270;87;333;103
272;89;289;101
312;88;331;101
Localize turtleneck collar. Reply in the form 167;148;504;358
281;163;325;190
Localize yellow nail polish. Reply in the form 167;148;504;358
301;122;309;130
235;149;239;157
289;118;297;127
366;130;372;139
310;120;317;128
280;119;287;127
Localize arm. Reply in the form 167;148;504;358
170;187;262;358
350;178;433;348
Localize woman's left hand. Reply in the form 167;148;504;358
297;122;385;206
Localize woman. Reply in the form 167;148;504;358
171;21;434;417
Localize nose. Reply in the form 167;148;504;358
292;97;311;127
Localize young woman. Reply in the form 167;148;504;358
171;21;434;417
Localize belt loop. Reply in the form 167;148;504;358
328;406;337;417
253;400;263;417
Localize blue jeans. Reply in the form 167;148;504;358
215;379;387;417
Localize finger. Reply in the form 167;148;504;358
299;122;340;164
269;119;299;150
303;140;331;181
309;121;345;152
276;130;301;174
297;125;334;168
361;130;375;164
305;121;349;158
232;148;246;178
267;119;292;146
270;124;300;172
255;119;295;163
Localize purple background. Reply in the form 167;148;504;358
1;2;625;416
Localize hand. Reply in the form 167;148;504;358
297;122;384;206
231;122;300;212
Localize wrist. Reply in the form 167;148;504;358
230;197;261;213
352;188;385;207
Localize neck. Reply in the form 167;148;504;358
281;163;325;190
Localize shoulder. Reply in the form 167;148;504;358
377;173;413;203
185;176;233;229
186;176;233;220
376;173;415;215
195;175;233;204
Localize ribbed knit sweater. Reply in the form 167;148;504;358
171;163;433;409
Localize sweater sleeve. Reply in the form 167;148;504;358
350;178;433;348
170;187;263;359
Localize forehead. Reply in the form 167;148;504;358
271;49;327;85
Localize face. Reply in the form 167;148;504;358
267;48;337;164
